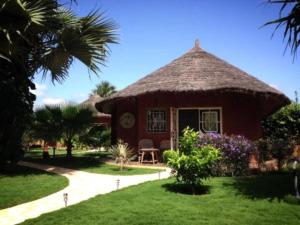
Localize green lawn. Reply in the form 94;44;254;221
21;173;300;225
24;151;163;175
0;165;68;210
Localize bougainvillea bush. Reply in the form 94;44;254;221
164;128;220;193
198;133;255;176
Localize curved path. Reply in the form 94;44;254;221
0;161;170;225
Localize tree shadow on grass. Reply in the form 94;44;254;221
23;155;106;170
162;182;211;195
222;172;296;202
0;165;57;177
109;167;135;172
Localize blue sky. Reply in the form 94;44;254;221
32;0;299;107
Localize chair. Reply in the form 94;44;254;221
159;140;171;150
138;139;154;149
138;139;155;163
159;140;171;161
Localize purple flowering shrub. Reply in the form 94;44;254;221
198;133;255;176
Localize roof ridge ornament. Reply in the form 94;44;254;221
194;39;200;49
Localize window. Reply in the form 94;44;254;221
199;109;221;133
147;109;166;132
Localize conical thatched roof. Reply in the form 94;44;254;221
98;41;289;106
81;94;110;117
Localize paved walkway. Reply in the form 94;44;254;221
0;161;171;225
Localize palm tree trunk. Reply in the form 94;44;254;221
191;184;196;195
66;139;72;158
53;146;56;158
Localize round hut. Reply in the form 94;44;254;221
96;40;290;151
81;94;111;127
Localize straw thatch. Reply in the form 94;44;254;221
98;41;289;105
81;94;111;117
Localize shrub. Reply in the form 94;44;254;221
262;103;300;145
260;103;300;169
198;133;255;176
254;138;272;164
284;194;300;205
78;126;111;148
164;128;220;193
110;140;133;171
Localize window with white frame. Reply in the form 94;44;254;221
147;109;166;132
199;109;221;133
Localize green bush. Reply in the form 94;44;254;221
198;133;255;176
78;126;111;149
260;103;300;168
164;128;220;192
283;194;300;205
262;103;300;144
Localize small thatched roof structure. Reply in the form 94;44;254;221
97;40;289;109
81;94;111;118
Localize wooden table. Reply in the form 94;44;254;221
140;148;159;164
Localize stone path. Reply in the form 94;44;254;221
0;161;171;225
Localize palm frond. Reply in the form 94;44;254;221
264;0;300;58
60;10;117;74
41;47;73;83
17;0;56;27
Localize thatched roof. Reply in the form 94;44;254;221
98;40;290;106
81;94;110;117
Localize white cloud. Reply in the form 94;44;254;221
30;83;47;97
72;93;89;103
43;97;66;105
269;84;279;90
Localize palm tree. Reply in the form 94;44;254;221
92;81;116;97
0;0;116;168
61;105;93;157
32;106;63;157
32;105;93;157
265;0;300;58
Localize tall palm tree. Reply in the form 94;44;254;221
0;0;116;168
92;81;116;97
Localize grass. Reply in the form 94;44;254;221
21;173;300;225
24;150;163;175
0;165;68;210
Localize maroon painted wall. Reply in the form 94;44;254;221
93;116;111;127
113;91;269;151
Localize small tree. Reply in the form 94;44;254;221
31;105;94;158
31;106;63;158
262;103;300;144
261;103;300;168
61;105;93;157
164;128;220;194
110;140;133;171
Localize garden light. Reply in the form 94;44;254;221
293;160;299;198
63;193;68;207
116;179;120;190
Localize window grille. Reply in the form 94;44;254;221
199;109;220;133
147;110;166;132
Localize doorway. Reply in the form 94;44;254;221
178;109;199;136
